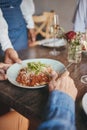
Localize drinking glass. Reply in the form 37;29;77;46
49;14;60;56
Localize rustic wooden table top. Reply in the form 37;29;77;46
0;45;87;130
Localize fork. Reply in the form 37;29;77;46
59;62;73;75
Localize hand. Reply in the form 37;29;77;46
0;63;11;80
4;48;21;64
28;28;36;46
49;71;77;100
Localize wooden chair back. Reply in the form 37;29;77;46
33;11;55;39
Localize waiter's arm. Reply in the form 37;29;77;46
20;0;35;29
0;9;13;51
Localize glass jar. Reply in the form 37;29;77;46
68;44;82;63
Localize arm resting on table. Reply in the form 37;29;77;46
37;90;76;130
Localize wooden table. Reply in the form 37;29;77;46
0;45;87;130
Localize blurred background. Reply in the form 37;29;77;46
33;0;77;32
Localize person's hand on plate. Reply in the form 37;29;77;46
0;63;11;80
4;48;21;64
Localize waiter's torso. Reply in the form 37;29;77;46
0;0;22;8
0;0;28;51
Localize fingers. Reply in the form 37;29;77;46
0;70;7;80
5;58;22;64
50;70;58;80
0;63;11;70
14;58;22;64
0;74;7;80
0;63;11;80
5;48;22;64
49;70;58;92
2;64;11;71
4;58;13;64
50;70;69;82
61;70;69;77
49;70;72;90
49;70;77;100
28;29;36;43
0;68;5;74
31;34;36;42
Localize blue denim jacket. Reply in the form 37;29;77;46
37;90;76;130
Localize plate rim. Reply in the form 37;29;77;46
7;58;65;89
82;92;87;114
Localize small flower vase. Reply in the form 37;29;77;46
68;43;82;63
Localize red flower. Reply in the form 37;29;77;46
82;45;86;50
65;31;76;40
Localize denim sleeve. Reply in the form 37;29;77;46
37;90;76;130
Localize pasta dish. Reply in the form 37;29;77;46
16;61;53;87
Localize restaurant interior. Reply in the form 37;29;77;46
0;0;87;130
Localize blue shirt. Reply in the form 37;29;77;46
37;90;76;130
74;0;87;32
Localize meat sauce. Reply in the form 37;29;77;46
16;62;53;87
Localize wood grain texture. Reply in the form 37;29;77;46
0;45;87;130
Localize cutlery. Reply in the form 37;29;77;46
59;62;73;75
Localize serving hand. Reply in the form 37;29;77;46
4;48;21;64
0;63;11;80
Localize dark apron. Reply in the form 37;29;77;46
0;0;28;55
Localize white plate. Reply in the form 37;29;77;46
7;58;65;89
39;38;67;48
82;93;87;114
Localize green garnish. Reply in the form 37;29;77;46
27;61;47;74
